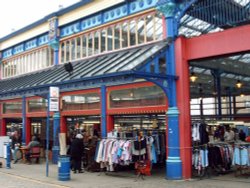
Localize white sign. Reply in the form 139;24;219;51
49;98;59;111
50;87;59;98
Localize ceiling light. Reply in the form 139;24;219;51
190;72;198;82
236;80;242;88
240;93;245;97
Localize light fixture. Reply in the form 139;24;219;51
240;93;245;97
236;80;242;88
190;71;198;82
129;90;134;97
222;97;226;102
64;62;73;76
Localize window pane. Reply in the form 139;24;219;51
88;34;93;56
62;93;100;111
155;13;163;40
94;31;100;55
66;40;70;62
109;86;166;108
114;25;120;50
107;27;113;51
101;29;106;53
82;35;87;58
61;42;65;63
121;22;128;48
3;101;22;114
138;17;145;44
76;37;81;59
28;98;48;112
130;20;136;46
146;14;154;42
71;38;76;60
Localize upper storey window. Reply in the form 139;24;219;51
1;46;53;79
60;11;163;64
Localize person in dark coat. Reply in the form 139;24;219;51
239;129;246;141
70;134;84;173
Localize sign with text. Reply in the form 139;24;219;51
49;98;59;111
49;86;59;111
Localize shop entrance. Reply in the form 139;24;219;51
66;116;101;140
189;52;250;179
6;118;22;137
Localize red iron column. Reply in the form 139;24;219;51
175;36;192;179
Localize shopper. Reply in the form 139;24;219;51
70;134;84;173
239;129;246;141
11;131;21;164
24;136;40;164
224;127;235;142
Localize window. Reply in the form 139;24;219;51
3;101;22;114
28;98;48;112
1;46;53;79
59;11;163;64
62;93;100;111
109;86;166;108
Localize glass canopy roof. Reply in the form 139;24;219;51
182;0;250;98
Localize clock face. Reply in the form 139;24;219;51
49;19;56;39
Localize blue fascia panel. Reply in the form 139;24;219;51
38;34;49;46
103;5;128;23
2;48;12;58
130;0;156;14
25;38;38;50
13;44;24;55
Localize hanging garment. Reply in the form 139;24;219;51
192;123;201;141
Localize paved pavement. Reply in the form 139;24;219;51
0;158;249;188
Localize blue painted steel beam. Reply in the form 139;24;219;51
52;112;60;164
101;85;107;138
0;70;177;100
46;93;50;177
22;96;26;145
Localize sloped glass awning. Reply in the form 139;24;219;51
0;42;168;99
179;0;250;38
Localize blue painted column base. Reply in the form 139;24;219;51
166;157;182;180
5;143;11;169
52;146;60;164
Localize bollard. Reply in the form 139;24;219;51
52;146;60;164
5;142;11;169
58;155;71;181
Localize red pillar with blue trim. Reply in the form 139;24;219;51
175;36;192;179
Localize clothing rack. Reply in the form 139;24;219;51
233;143;250;177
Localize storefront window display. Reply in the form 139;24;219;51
62;93;100;111
109;86;166;108
28;98;48;112
3;101;22;114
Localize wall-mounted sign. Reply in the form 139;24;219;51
49;86;59;111
49;98;59;111
50;87;59;98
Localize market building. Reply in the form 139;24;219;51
0;0;250;180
